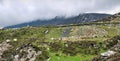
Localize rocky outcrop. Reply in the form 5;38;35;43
0;41;12;61
0;41;49;61
92;35;120;61
14;44;42;61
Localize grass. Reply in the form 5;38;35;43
82;37;108;43
50;53;96;61
0;23;120;61
46;28;62;38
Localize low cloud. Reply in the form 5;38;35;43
0;0;120;27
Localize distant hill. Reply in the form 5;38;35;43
95;12;120;22
5;13;111;28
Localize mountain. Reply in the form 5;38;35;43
1;17;120;61
5;13;111;28
0;12;120;61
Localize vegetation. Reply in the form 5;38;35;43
0;17;120;61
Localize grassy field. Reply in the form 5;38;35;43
0;23;120;61
50;53;96;61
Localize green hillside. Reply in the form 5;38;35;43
0;14;120;61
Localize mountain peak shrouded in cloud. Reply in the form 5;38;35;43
0;0;120;27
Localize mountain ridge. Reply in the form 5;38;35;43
5;13;111;28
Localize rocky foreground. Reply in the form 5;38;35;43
0;35;120;61
92;36;120;61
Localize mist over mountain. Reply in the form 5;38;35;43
0;0;120;27
5;13;111;28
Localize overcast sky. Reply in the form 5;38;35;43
0;0;120;27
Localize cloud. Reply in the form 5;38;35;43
0;0;120;27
